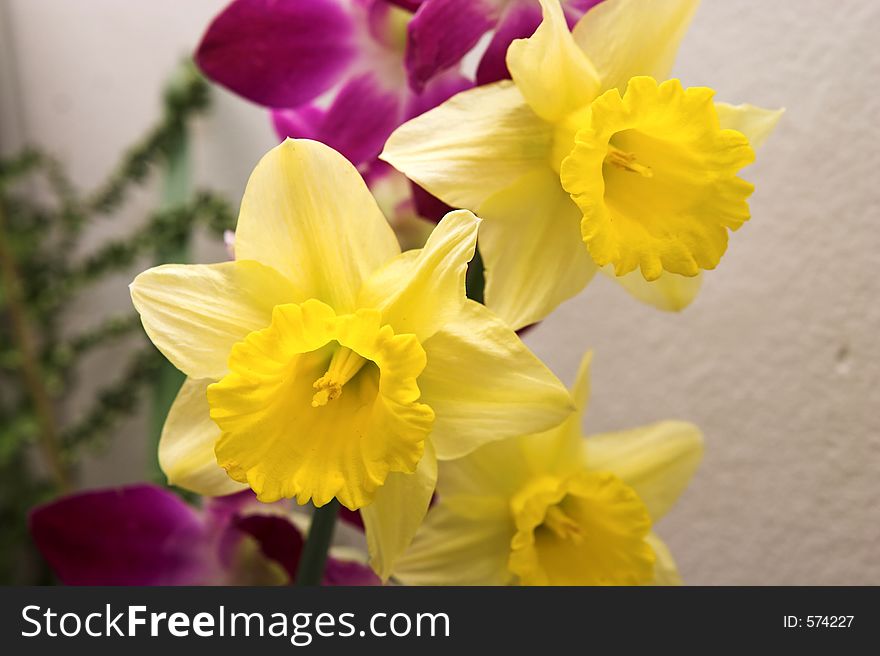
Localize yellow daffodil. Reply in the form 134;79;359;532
394;352;702;585
382;0;783;329
130;139;574;578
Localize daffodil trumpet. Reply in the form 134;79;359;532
130;138;574;579
382;0;783;330
394;352;703;585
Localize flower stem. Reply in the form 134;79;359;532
295;500;340;586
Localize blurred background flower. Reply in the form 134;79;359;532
195;0;472;174
30;485;378;585
192;0;608;224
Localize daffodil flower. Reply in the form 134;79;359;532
130;139;573;578
393;352;703;585
382;0;783;329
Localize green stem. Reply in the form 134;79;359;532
150;119;189;482
295;501;340;586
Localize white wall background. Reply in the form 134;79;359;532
1;0;877;584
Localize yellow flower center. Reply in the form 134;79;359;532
311;347;367;407
542;504;584;543
559;76;756;281
604;146;654;178
207;299;434;510
508;472;655;585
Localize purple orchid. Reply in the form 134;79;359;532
194;0;606;223
405;0;603;90
29;485;378;586
196;0;470;171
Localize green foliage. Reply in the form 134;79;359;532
0;60;234;583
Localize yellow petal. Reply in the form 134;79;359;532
159;377;246;496
131;260;302;379
570;349;592;413
646;533;683;585
480;169;597;330
506;0;601;122
604;265;703;312
357;210;478;342
235;139;400;313
438;437;533;501
420;299;574;460
572;0;700;91
361;441;437;581
210;300;434;509
585;420;703;521
519;351;593;476
393;501;514;586
714;103;784;149
381;82;553;210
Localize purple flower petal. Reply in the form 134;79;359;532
337;507;365;530
476;0;603;85
311;73;406;165
385;0;424;10
195;0;359;108
203;490;262;555
234;514;303;581
475;0;543;85
406;68;473;118
31;485;377;586
29;485;212;585
272;65;470;171
236;513;378;585
271;104;325;143
204;489;259;516
406;0;502;92
273;73;406;167
362;159;397;187
410;183;454;222
324;559;382;586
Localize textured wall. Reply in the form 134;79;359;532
2;0;877;584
